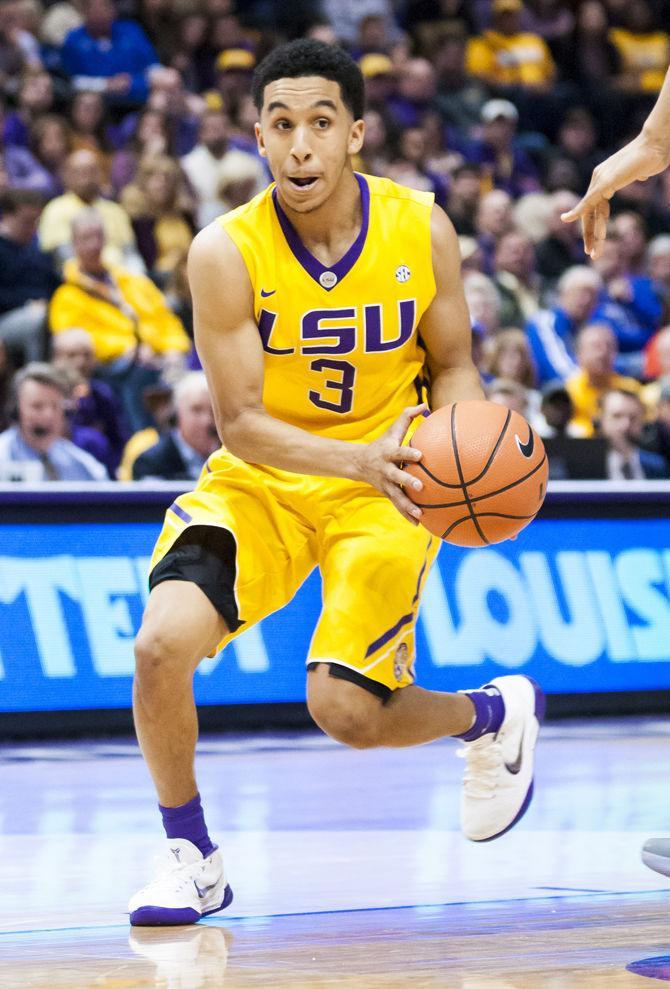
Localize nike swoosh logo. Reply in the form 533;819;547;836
515;427;534;459
260;288;276;297
194;880;219;899
504;730;524;774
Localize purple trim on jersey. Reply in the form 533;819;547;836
364;611;413;659
271;173;370;290
169;502;192;525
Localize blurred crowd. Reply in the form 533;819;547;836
1;0;670;482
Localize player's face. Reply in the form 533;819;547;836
256;76;364;214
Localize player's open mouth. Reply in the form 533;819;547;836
288;176;319;190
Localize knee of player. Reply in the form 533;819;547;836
134;623;181;681
308;682;381;750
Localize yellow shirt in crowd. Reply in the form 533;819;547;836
566;369;641;436
466;31;555;88
609;28;670;92
38;192;137;268
49;259;191;363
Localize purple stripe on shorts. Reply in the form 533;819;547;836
169;502;192;525
364;611;413;659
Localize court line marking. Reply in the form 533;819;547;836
1;887;668;939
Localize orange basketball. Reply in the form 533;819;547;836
405;401;548;547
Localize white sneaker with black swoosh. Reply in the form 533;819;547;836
128;839;233;926
459;675;544;842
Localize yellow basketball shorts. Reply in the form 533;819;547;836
149;449;439;694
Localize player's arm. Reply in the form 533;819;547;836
561;66;670;258
419;206;485;409
188;223;425;523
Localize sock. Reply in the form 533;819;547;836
455;685;505;741
159;793;217;858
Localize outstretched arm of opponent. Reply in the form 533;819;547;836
188;222;425;523
419;206;484;408
561;66;670;258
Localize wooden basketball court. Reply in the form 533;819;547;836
1;721;669;987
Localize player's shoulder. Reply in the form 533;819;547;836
363;172;434;211
217;183;274;233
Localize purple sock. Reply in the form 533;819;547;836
159;793;217;858
456;685;505;741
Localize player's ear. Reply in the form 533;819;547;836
255;122;267;158
347;118;365;157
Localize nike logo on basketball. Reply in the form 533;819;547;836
504;731;524;774
515;429;534;459
260;288;276;297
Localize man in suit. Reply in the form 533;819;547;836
132;371;218;481
599;388;668;479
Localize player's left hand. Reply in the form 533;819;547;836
358;404;426;525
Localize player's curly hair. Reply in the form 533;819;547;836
252;39;365;121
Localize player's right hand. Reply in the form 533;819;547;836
560;134;670;258
358;405;426;525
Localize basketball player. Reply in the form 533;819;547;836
128;40;544;926
563;67;670;880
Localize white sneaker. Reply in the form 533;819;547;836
128;839;233;926
460;675;544;842
641;837;670;878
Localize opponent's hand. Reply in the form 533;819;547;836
560;135;670;259
357;404;426;524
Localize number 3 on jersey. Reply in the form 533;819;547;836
309;359;356;413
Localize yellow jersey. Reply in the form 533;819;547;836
218;173;436;443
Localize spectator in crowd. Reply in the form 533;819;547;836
564;0;621;96
59;0;162;105
208;48;257;116
49;209;190;430
533;379;587;439
446;163;481;237
386;125;447;206
51;326;129;475
464;271;502;336
67;90;113;186
320;0;400;49
0;1;31;85
359;54;397;116
0;361;107;481
535;189;584;285
110;108;172;194
608;0;670;96
647;235;670;321
640;375;670;470
0;188;58;365
642;325;670;403
387;58;438;130
486;376;529;416
553;108;603;195
466;0;556;92
525;265;602;383
611;211;648;275
0;96;55;195
117;381;175;481
180;109;266;228
132;370;218;480
38;148;144;271
492;230;540;326
598;387;668;479
121;154;194;278
433;23;488;132
590;232;662;374
483;328;538;390
566;322;641;435
468;99;540;199
359;108;392;177
3;69;55;148
29;114;72;196
475;188;514;275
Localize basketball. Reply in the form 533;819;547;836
405;401;548;547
